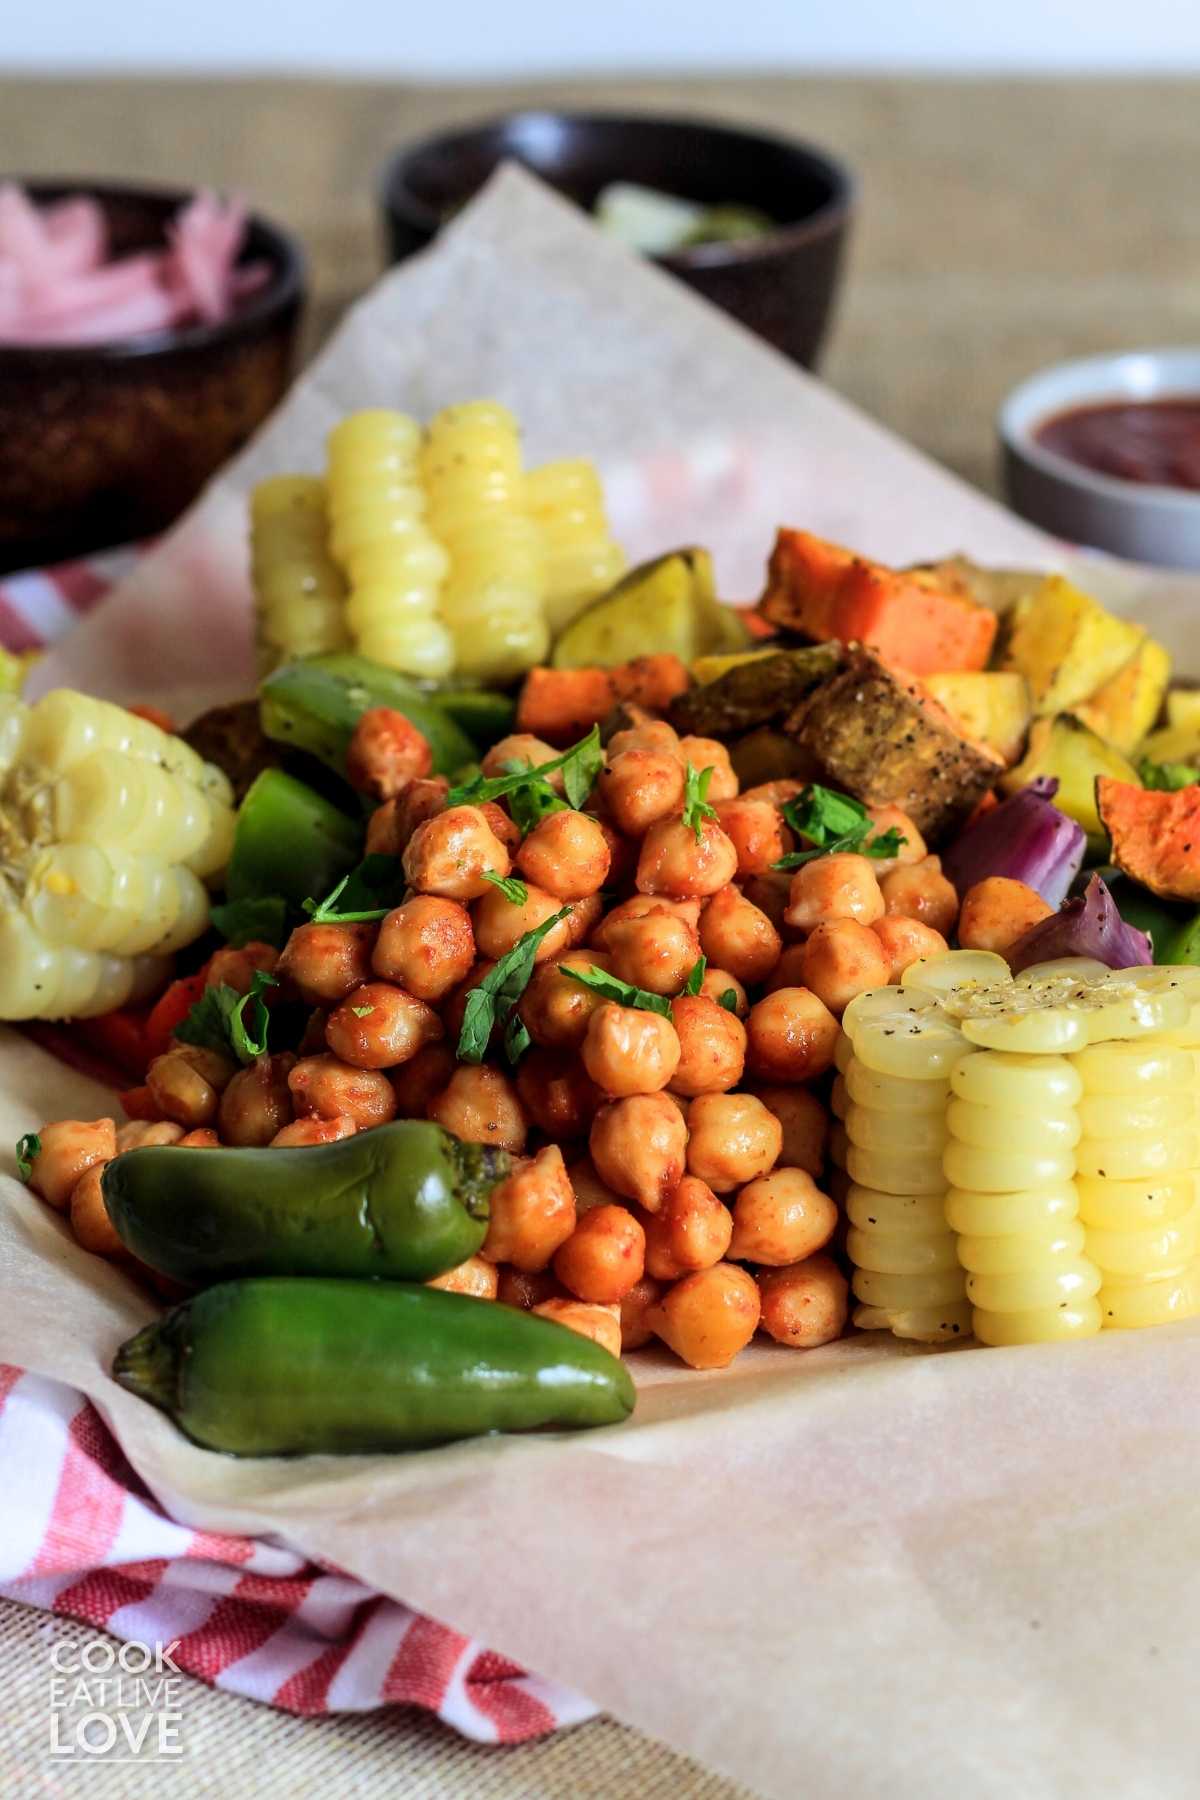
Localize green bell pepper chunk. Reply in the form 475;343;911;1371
259;653;475;778
226;768;360;907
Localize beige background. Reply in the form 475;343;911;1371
2;72;1196;1800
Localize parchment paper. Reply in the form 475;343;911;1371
5;168;1200;1799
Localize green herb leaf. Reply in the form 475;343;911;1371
503;1010;532;1065
15;1131;40;1182
773;783;905;869
717;988;740;1013
560;963;672;1016
302;854;403;924
683;955;707;996
1138;757;1200;792
351;1004;375;1018
456;906;574;1064
508;777;567;835
445;725;603;813
681;762;719;842
209;894;292;949
176;970;278;1065
230;971;278;1061
483;870;529;905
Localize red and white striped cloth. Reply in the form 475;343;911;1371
0;546;593;1741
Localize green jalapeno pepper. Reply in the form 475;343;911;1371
225;767;361;907
102;1121;505;1285
114;1278;636;1454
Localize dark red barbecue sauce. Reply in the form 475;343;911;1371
1035;398;1200;491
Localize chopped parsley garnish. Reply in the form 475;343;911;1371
683;955;708;996
482;871;529;906
1138;758;1199;792
446;725;603;814
773;783;905;870
558;964;673;1017
717;988;740;1013
175;970;278;1064
302;855;403;924
681;763;718;842
15;1132;40;1182
457;907;574;1064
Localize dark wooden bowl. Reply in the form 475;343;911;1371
380;111;855;371
0;180;306;574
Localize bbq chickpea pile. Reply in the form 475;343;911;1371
27;704;1002;1372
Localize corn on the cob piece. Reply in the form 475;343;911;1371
251;475;351;675
422;401;549;682
0;689;234;1020
525;458;626;634
326;412;455;680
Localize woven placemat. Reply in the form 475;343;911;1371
0;1597;759;1799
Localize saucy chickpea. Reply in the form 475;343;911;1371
871;915;949;980
426;1065;527;1153
607;719;681;758
533;1297;622;1358
515;1051;603;1138
177;1129;220;1148
365;776;449;855
591;894;701;945
879;855;958;936
479;801;523;858
115;1119;183;1152
649;1263;761;1369
68;1161;120;1255
472;882;573;962
372;897;475;1002
641;1175;733;1280
784;854;884;932
698;968;749;1016
675;738;738;800
668;995;746;1096
391;1042;457;1117
597;749;685;838
146;1049;223;1129
278;921;377;1006
605;907;701;996
741;870;792;930
686;1092;782;1193
515;810;611;900
637;816;738;900
763;942;810;993
204;940;278;995
219;1053;295;1147
403;805;511;901
756;1253;849;1349
497;1266;561;1311
713;798;787;878
553;1202;646;1303
698;885;782;985
270;1115;357;1146
800;919;890;1016
746;1086;828;1176
728;1167;838;1265
582;1003;682;1097
567;1157;627;1214
345;706;433;799
325;982;443;1070
482;1144;577;1270
427;1254;499;1300
519;949;613;1050
589;1092;688;1211
619;1275;667;1350
288;1054;398;1128
27;1118;117;1211
746;987;840;1084
958;876;1052;955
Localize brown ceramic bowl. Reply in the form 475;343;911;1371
380;112;855;369
0;179;305;574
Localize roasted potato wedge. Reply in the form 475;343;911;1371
1003;713;1139;854
551;548;749;669
783;650;1003;841
1071;636;1171;752
922;670;1032;766
997;576;1145;716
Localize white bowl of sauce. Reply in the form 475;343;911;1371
998;348;1200;568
